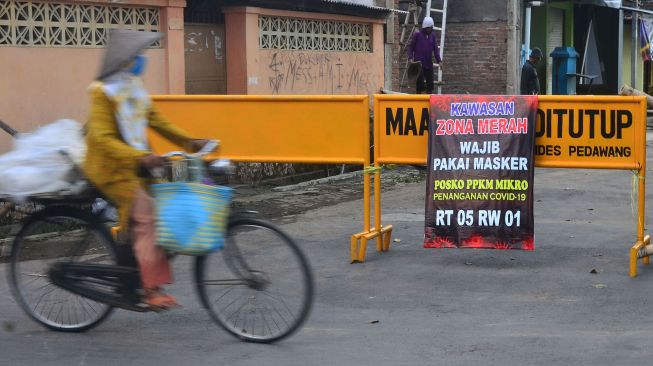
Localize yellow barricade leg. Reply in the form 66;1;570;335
358;237;369;263
351;230;381;263
630;166;648;277
381;225;393;252
374;169;382;253
630;242;643;278
350;234;360;263
350;162;374;263
630;235;652;277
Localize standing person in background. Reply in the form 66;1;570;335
520;47;543;95
407;16;443;94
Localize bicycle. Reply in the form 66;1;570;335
4;147;314;343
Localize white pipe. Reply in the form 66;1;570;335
632;13;638;87
618;9;624;92
580;19;592;82
525;5;532;54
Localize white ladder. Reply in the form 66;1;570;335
398;0;448;94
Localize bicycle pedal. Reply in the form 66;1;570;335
133;302;161;312
146;305;167;313
136;299;182;312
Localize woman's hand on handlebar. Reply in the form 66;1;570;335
137;154;166;169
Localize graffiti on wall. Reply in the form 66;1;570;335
185;30;223;61
266;51;376;95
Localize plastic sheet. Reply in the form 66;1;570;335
0;119;87;202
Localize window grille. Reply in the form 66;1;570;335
0;0;160;47
259;16;371;52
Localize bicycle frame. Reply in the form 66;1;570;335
5;132;313;341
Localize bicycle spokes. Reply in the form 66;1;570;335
195;218;313;343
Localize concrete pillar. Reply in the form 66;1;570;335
506;0;520;94
384;0;395;90
224;7;260;94
161;0;186;94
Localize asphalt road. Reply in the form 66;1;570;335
2;139;653;366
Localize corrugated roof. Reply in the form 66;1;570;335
321;0;388;12
325;0;374;6
550;0;621;7
220;0;392;18
320;0;395;15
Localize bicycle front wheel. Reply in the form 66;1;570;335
195;218;314;343
9;206;117;332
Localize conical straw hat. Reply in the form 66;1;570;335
97;29;163;80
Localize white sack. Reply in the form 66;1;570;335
0;119;87;202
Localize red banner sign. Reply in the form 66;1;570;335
424;95;538;250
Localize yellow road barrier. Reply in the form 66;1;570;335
151;95;370;164
370;95;648;277
149;95;374;261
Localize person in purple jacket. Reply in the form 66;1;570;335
407;16;443;94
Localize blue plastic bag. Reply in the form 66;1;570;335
152;182;233;255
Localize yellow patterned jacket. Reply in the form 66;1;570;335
83;83;194;231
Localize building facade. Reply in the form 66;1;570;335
386;0;521;95
521;0;649;96
525;0;645;95
385;0;653;97
6;0;649;154
0;0;186;151
222;5;386;95
1;0;390;152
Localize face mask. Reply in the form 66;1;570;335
130;55;147;76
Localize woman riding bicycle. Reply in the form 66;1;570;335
83;29;209;309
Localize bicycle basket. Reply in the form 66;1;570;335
152;182;233;255
163;157;206;183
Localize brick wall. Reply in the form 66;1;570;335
383;0;510;95
390;4;401;91
442;21;508;94
389;0;407;92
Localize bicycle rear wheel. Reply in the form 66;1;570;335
195;218;313;343
9;206;117;332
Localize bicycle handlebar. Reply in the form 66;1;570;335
154;140;234;179
163;139;220;160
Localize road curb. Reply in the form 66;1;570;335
271;170;366;192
